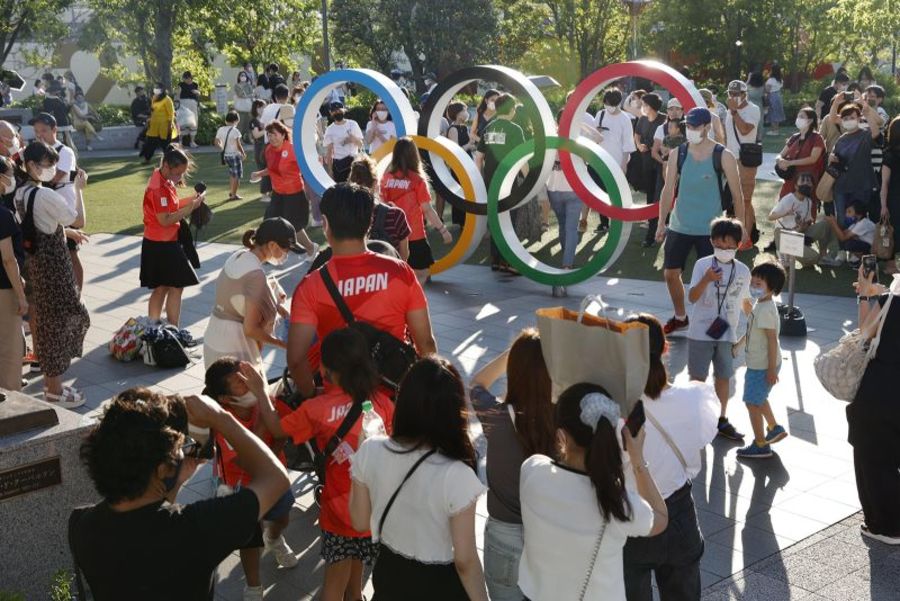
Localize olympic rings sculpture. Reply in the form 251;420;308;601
293;60;702;287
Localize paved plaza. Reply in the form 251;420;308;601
43;233;899;600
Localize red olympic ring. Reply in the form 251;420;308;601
558;60;705;221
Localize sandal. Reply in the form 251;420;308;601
44;388;86;409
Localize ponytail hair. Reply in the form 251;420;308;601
320;328;379;404
625;313;668;400
160;144;195;181
241;230;256;249
556;383;631;522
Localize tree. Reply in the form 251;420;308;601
0;0;73;68
494;0;553;67
197;0;321;73
541;0;629;80
81;0;205;90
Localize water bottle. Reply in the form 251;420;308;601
361;400;386;440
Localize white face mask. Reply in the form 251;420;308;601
5;136;20;155
842;119;859;131
153;88;162;96
375;110;388;121
604;104;619;114
486;101;495;111
795;117;810;130
229;392;258;408
37;166;56;182
293;94;301;102
714;247;737;264
685;129;704;145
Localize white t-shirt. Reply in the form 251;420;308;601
771;193;812;230
765;77;783;93
351;437;485;563
52;142;77;212
14;184;77;235
365;119;397;154
622;384;719;498
324;119;363;161
594;109;636;166
578;112;602;144
214;125;242;156
687;254;751;343
724;102;761;157
849;218;876;245
546;159;574;193
518;455;654;601
260;102;295;141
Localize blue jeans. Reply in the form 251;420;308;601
547;191;582;267
833;189;870;225
483;517;524;601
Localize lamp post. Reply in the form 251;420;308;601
322;0;332;71
621;0;653;60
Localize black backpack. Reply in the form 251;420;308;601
143;325;191;368
319;266;418;391
676;143;733;213
20;187;39;255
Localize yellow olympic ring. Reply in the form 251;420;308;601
369;135;486;275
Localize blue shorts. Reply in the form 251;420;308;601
743;367;779;406
263;488;295;521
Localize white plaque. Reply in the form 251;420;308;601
778;229;805;258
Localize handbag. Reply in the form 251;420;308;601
813;292;894;401
536;295;650;410
873;217;895;260
816;171;836;204
774;134;807;180
732;118;763;168
142;324;192;368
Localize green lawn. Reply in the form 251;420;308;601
80;152;858;297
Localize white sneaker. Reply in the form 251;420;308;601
243;585;264;601
259;193;271;204
264;534;299;568
861;525;900;545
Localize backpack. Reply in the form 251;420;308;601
676;143;733;213
369;203;391;244
319;266;418;391
109;317;152;361
20;187;39;255
142;324;191;368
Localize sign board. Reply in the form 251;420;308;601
0;457;62;503
214;84;228;115
778;229;805;258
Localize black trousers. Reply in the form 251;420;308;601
623;482;703;601
140;136;169;161
854;449;900;537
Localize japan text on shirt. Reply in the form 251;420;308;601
336;272;389;297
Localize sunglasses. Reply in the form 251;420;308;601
181;434;215;460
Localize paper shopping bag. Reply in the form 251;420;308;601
536;296;650;411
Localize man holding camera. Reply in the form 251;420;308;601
69;388;290;601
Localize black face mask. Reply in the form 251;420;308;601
797;184;813;197
332;112;344;121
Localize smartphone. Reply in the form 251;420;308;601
625;400;646;438
194;181;207;195
862;254;878;280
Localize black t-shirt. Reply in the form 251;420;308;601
884;150;900;203
477;118;525;185
70;488;260;601
179;81;199;100
42;96;70;127
635;114;665;149
0;206;23;289
131;96;151;124
818;85;838;120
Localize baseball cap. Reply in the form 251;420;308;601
667;97;682;109
685;107;711;127
253;218;297;248
727;80;748;94
329;101;345;111
28;112;57;128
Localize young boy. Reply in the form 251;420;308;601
735;262;788;458
820;201;876;268
215;111;247;200
687;217;752;440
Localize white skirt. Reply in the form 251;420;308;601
203;315;263;372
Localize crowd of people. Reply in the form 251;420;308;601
1;59;899;601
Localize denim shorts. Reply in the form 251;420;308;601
743;367;779;406
483;517;524;601
688;339;735;381
224;154;243;179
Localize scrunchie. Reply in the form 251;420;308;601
579;392;620;433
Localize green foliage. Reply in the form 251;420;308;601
49;570;73;601
196;103;225;146
94;104;132;126
0;0;73;67
0;592;25;601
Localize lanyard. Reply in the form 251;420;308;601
714;259;736;316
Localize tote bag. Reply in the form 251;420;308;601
536;295;650;411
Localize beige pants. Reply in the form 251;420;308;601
738;163;758;229
0;289;23;391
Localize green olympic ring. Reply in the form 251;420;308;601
487;136;632;287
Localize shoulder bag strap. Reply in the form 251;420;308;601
378;448;438;536
866;292;895;360
319;265;356;325
646;410;689;473
323;400;364;457
68;508;89;601
577;520;608;601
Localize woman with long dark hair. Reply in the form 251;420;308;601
379;137;451;282
260;328;394;601
140;83;177;163
14;142;90;407
765;64;786;135
140;145;204;326
365;99;396;154
774;107;825;205
519;383;669;600
471;89;500;144
621;314;719;601
470;328;553;601
350;356;489;601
